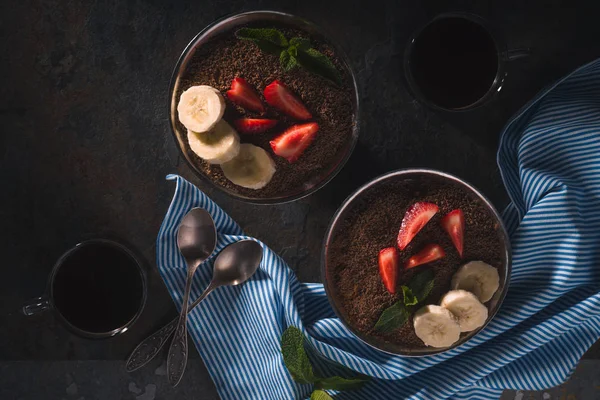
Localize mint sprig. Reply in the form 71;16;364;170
281;326;316;384
310;390;333;400
236;28;342;85
315;376;370;391
281;327;368;395
374;270;435;332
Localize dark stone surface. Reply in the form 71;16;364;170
1;0;600;397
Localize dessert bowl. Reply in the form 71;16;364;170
321;169;511;356
168;11;359;204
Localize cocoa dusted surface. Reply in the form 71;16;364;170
177;25;356;199
328;175;504;349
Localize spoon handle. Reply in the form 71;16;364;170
167;267;196;386
125;283;217;372
125;317;179;372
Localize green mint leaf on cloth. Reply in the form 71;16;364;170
374;301;410;332
289;37;311;51
409;269;435;303
236;28;288;56
296;48;342;85
281;326;316;384
316;376;369;391
280;50;298;71
401;285;418;306
310;390;333;400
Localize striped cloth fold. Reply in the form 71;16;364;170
156;58;600;399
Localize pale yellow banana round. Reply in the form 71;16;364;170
413;305;461;348
440;290;488;332
221;144;276;190
177;85;225;133
187;120;240;165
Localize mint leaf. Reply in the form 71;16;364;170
236;28;288;56
374;301;410;332
316;376;369;391
401;286;418;306
311;390;333;400
289;37;311;51
235;28;288;46
280;50;298;71
296;48;342;85
409;269;435;303
281;326;316;384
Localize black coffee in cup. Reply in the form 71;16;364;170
407;15;499;110
51;241;145;334
23;239;146;338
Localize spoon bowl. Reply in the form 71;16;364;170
213;240;263;286
177;208;217;264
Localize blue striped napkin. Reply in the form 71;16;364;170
156;58;600;399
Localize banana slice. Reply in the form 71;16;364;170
221;144;276;190
440;290;488;332
177;85;225;133
413;305;461;348
451;261;500;303
187;120;240;165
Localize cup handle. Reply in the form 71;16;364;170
505;48;531;61
22;296;50;316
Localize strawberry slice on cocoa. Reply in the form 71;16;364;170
405;244;445;269
226;77;265;113
379;247;399;294
234;118;277;135
397;202;439;250
270;122;319;163
441;209;465;257
263;80;312;120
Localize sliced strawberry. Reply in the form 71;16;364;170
405;244;445;269
396;202;439;250
263;80;312;120
234;118;277;134
378;247;399;294
441;209;465;257
226;77;265;113
269;122;319;163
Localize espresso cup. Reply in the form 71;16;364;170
22;239;147;339
404;12;530;111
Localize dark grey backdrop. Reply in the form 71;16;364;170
2;0;599;398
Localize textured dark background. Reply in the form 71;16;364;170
2;0;600;398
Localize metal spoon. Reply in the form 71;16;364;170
166;208;217;386
125;240;263;381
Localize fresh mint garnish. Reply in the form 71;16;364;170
281;326;316;384
296;48;342;85
315;376;369;391
401;285;418;306
236;28;342;85
280;50;298;71
374;301;410;332
289;37;311;52
236;28;288;56
408;269;435;303
311;390;333;400
281;327;369;393
375;270;435;332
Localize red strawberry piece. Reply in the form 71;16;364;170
405;244;445;270
441;209;465;257
263;80;312;120
234;118;277;135
378;247;399;294
269;122;319;163
226;77;265;113
396;202;439;250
